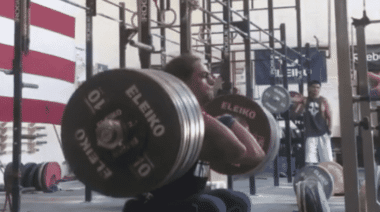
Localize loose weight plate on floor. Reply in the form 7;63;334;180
37;162;48;191
26;163;39;189
293;165;334;200
41;162;61;192
318;161;344;195
22;162;36;187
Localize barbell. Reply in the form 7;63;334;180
293;161;344;212
61;68;281;197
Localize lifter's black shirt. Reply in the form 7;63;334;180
150;160;210;202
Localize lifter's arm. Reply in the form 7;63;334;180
198;112;246;164
199;113;265;175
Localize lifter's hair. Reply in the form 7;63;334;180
164;53;202;82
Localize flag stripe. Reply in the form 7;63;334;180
32;0;79;17
0;72;75;105
0;44;75;83
0;97;66;125
0;0;75;38
0;17;76;62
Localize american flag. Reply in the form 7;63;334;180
0;0;77;125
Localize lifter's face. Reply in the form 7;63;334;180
187;61;215;107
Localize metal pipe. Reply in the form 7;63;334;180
213;0;290;48
280;23;292;184
196;2;300;66
355;23;380;212
119;3;126;68
85;0;95;202
326;0;331;58
334;0;360;211
130;40;155;52
268;0;275;86
12;0;23;210
152;33;180;45
59;0;89;10
97;13;121;23
211;6;296;13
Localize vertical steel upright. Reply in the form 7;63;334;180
159;0;166;68
119;2;126;68
268;0;275;86
334;0;360;211
222;0;233;190
180;0;191;54
280;24;292;183
244;0;253;100
241;0;256;195
355;20;380;212
138;0;152;68
295;0;303;94
85;0;96;202
12;0;24;211
204;0;212;69
222;0;231;93
305;43;311;83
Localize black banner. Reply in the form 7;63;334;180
352;44;380;71
254;48;327;85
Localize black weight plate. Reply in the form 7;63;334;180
143;70;192;184
304;179;330;212
3;163;13;192
4;163;24;191
33;163;44;190
262;86;291;114
25;163;38;188
295;181;303;211
152;70;204;182
293;165;334;200
61;69;184;197
319;161;344;195
205;94;280;176
300;180;306;212
316;179;331;212
304;179;321;212
37;162;49;191
146;71;191;185
22;162;36;187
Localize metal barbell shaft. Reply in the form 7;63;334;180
129;40;155;52
59;0;89;11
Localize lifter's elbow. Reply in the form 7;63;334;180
256;148;266;162
225;144;247;163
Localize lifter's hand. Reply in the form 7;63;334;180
199;112;246;164
199;112;265;175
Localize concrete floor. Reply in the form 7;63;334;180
0;176;346;212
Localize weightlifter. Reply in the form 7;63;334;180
123;53;265;212
293;80;333;166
